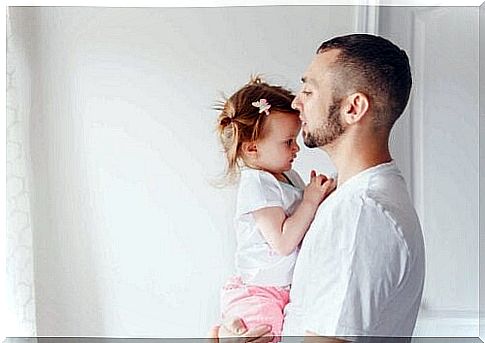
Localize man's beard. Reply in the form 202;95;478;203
303;98;345;149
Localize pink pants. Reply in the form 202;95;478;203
220;276;290;340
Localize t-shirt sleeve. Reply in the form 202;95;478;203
235;170;284;218
303;197;410;336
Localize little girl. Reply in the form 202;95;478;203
215;77;335;340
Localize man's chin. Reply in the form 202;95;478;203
305;138;334;152
302;132;312;147
303;137;319;149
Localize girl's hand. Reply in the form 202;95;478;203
303;170;337;207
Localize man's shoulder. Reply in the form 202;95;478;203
314;181;420;239
355;164;418;227
312;162;421;236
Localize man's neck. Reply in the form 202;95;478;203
325;134;392;187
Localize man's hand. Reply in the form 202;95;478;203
208;317;273;343
304;331;349;343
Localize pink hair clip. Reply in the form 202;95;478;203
252;99;271;116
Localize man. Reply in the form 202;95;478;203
213;34;425;342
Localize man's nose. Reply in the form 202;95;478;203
294;142;300;153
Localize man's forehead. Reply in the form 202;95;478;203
302;50;340;84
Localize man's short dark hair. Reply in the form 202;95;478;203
317;34;412;130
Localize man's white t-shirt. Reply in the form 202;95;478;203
282;161;425;337
234;168;306;287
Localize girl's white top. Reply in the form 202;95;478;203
234;168;305;287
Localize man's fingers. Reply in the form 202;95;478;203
310;170;316;180
242;325;273;343
243;324;272;338
218;323;272;343
208;325;220;343
222;317;248;335
219;326;246;343
246;334;274;343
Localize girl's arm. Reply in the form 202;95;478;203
253;171;336;256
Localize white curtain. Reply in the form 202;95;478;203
6;9;37;336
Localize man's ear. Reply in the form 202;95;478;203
341;92;370;125
241;141;258;157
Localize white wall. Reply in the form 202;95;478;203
379;6;479;336
8;6;357;336
6;10;37;336
9;5;480;338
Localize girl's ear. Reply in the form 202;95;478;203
241;141;258;157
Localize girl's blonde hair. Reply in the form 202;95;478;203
215;76;298;183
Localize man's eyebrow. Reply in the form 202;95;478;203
301;76;316;85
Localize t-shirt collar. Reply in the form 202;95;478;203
336;159;397;191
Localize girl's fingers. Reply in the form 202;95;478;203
322;178;336;192
312;174;327;186
310;170;316;181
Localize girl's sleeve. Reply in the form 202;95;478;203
235;170;284;218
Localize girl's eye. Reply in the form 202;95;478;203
302;90;312;96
